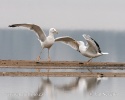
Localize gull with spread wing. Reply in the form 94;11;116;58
9;23;58;61
55;34;108;62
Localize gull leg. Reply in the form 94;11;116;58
36;48;43;72
36;48;44;61
47;67;50;77
87;58;93;73
87;58;93;62
48;48;51;61
47;48;51;73
88;68;92;73
47;68;50;74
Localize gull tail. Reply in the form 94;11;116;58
101;52;109;55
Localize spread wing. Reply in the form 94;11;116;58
83;34;101;53
9;23;46;42
55;36;79;51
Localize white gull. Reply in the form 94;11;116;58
55;34;108;62
9;23;58;61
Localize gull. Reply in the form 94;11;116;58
9;23;58;61
55;34;108;62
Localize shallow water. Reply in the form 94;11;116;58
0;29;125;100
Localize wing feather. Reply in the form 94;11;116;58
9;23;46;42
83;34;101;53
55;36;79;51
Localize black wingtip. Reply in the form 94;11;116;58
8;25;16;27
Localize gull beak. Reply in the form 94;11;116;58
56;31;58;34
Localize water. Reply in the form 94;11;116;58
0;29;125;100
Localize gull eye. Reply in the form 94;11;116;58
53;29;55;31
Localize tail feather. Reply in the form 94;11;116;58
101;52;109;55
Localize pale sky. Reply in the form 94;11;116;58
0;0;125;30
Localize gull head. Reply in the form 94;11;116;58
49;28;58;34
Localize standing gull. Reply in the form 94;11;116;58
9;23;58;61
55;34;108;62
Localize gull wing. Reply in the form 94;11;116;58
55;77;80;91
9;23;46;42
55;36;79;51
83;34;101;53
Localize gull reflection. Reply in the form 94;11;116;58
30;77;55;100
55;77;102;94
9;77;108;100
30;77;102;100
84;77;101;93
55;77;81;91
